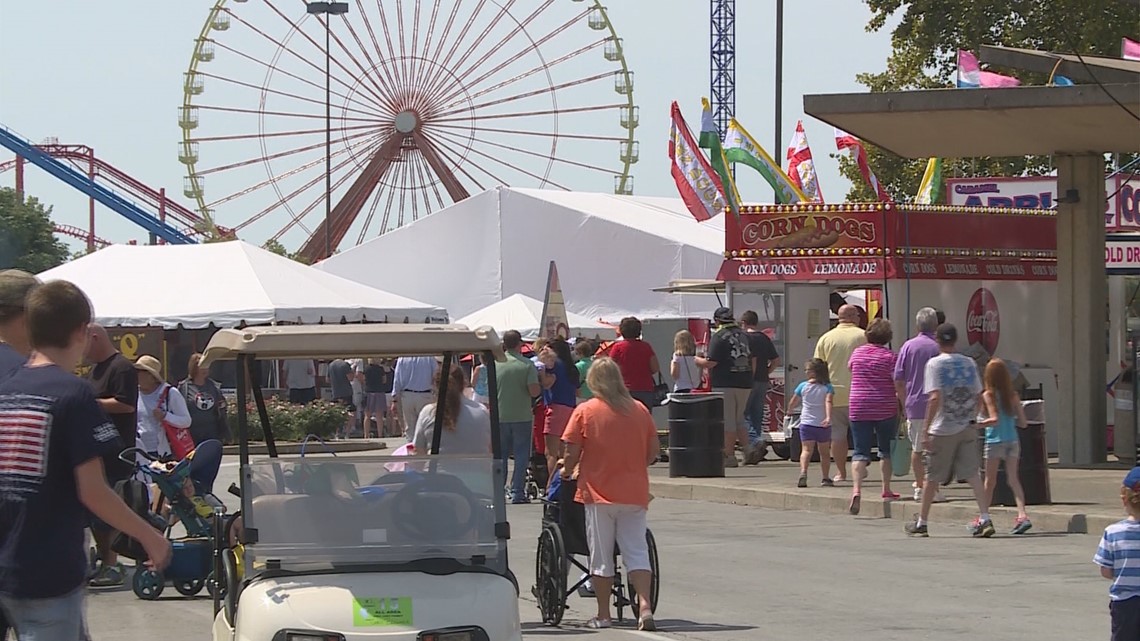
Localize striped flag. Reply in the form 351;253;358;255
956;50;1021;88
1124;37;1140;61
785;120;824;203
698;98;741;217
834;128;892;203
669;101;726;221
915;157;943;205
723;118;807;204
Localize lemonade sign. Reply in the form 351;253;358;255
353;596;413;627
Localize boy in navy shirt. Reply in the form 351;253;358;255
1095;466;1140;641
0;280;171;640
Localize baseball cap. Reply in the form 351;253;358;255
1124;466;1140;492
713;306;735;324
0;269;41;310
935;322;958;345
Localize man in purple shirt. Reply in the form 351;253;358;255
893;307;945;503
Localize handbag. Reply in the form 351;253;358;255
891;416;912;477
652;374;670;406
160;385;195;460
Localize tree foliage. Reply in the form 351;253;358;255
840;0;1139;202
0;187;70;273
261;238;313;265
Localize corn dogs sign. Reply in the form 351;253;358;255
728;210;882;252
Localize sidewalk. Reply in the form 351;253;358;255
649;456;1131;535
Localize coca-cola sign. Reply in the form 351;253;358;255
966;287;1000;355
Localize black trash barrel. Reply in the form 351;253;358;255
991;421;1051;506
667;392;725;478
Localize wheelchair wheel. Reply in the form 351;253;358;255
173;578;204;597
629;529;660;618
534;523;567;626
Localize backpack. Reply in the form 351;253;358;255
717;325;752;374
110;478;166;561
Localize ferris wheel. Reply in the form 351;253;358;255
178;0;639;261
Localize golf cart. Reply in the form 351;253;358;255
200;324;521;641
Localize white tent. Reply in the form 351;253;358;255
316;187;726;321
455;294;613;341
38;240;447;329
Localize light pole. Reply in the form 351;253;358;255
774;0;784;203
306;1;349;260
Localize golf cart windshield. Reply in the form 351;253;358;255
243;454;500;569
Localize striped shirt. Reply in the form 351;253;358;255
847;344;899;421
1095;518;1140;601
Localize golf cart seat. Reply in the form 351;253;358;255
250;493;396;547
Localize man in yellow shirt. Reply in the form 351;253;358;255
813;305;866;483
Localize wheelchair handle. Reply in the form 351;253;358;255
118;447;158;464
228;482;242;498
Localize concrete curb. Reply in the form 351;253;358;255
221;441;388;456
649;477;1117;535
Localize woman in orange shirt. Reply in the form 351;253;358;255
561;357;660;631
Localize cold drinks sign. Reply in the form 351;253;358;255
947;175;1140;231
1106;236;1140;275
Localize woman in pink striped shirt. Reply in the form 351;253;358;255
846;319;900;515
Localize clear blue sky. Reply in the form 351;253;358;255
0;0;896;250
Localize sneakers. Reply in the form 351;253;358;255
723;453;739;468
904;515;929;537
848;494;861;515
881;491;901;501
968;517;996;538
89;562;125;587
913;486;948;502
797;474;808;488
821;478;835;487
585;618;613;629
912;486;923;502
638;613;657;631
1010;516;1033;535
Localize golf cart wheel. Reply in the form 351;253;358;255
133;568;165;600
629;529;660;618
534;523;567;626
174;578;204;597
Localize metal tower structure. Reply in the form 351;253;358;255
710;0;735;137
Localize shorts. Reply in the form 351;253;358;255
906;418;926;452
850;416;897;462
289;387;317;405
799;424;832;443
0;586;90;641
925;428;980;485
584;502;651;578
334;396;356;413
365;392;387;415
1111;596;1140;641
544;403;574;438
830;406;851;441
984;439;1020;460
712;387;752;431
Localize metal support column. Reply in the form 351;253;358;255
710;0;735;138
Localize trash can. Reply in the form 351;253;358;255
666;392;725;478
991;400;1052;506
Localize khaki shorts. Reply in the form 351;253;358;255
713;387;752;432
906;418;926;452
925;428;980;485
830;406;850;442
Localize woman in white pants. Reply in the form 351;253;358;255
561;357;660;631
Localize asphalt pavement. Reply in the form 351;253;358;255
82;455;1109;641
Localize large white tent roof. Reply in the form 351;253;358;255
38;240;447;329
455;294;613;342
317;187;726;321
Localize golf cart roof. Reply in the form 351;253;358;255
199;324;506;367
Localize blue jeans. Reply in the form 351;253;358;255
850;416;897;462
745;380;769;445
500;421;532;498
0;586;89;641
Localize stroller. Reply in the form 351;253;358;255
115;440;227;600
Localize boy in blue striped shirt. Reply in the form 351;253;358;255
1094;466;1140;641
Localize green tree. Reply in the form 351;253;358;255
840;0;1138;202
0;188;70;273
261;238;313;265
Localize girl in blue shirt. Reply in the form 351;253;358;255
538;339;579;489
787;358;834;489
979;358;1031;535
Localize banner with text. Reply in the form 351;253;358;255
946;175;1140;230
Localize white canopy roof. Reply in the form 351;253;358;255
455;294;613;342
316;187;726;321
37;240;447;329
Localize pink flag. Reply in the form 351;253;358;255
786;120;824;203
668;101;726;222
957;50;1020;88
834;128;892;203
1124;37;1140;61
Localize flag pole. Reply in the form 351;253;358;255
774;0;784;203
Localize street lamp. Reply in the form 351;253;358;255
306;1;349;260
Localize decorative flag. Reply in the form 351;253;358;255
956;50;1021;88
723;118;808;204
834;128;892;203
1124;37;1140;61
698;97;741;217
539;261;570;340
915;157;943;205
669;101;726;221
785;120;824;203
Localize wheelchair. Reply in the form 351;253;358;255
532;478;659;626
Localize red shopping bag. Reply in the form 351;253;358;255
159;385;195;460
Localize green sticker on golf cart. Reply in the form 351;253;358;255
353;596;413;627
